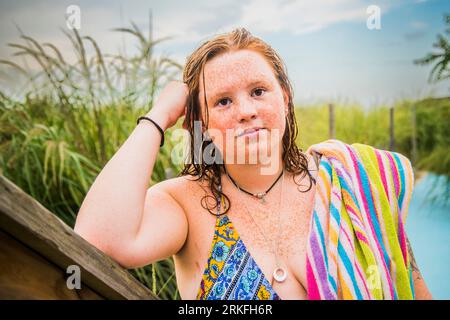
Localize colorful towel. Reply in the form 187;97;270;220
305;139;415;300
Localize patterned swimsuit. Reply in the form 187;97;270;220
196;194;281;300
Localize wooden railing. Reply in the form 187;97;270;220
0;175;158;300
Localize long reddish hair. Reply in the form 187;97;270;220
179;28;315;216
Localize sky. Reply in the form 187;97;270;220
0;0;448;108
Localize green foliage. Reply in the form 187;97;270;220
414;13;450;83
296;103;393;150
295;98;450;205
0;20;183;299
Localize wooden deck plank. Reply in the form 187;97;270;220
0;175;158;300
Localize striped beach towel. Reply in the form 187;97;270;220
305;139;415;300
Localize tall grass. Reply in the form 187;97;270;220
0;20;182;299
296;99;450;170
295;98;450;205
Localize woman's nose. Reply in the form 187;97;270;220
236;97;257;122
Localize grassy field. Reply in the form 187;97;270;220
295;98;449;178
0;25;448;299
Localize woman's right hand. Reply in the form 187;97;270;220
146;81;189;130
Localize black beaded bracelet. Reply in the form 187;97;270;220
137;116;165;147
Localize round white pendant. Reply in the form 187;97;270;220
273;267;287;283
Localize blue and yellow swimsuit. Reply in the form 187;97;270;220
196;194;281;300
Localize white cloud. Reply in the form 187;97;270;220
410;20;427;29
1;1;396;57
219;0;390;36
152;10;216;44
2;0;442;106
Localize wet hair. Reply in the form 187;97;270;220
178;28;315;216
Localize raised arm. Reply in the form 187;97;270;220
74;81;189;268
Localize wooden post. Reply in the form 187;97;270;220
389;107;395;151
411;104;418;165
329;103;335;139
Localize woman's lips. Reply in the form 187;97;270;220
237;128;265;138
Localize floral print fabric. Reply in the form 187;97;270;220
196;214;281;300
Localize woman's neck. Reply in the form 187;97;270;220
222;156;284;194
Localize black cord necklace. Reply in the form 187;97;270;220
223;165;284;204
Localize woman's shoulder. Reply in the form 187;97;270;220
151;174;208;203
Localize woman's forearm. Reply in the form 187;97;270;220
74;109;169;256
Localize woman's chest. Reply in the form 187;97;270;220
177;179;315;299
225;191;314;298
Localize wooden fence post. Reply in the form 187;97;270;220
329;103;335;139
389;106;395;150
411;104;418;165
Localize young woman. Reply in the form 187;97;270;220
74;28;432;300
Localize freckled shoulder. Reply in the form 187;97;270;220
154;175;210;210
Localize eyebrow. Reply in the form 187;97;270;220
207;79;269;105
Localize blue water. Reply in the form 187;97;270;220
406;173;450;299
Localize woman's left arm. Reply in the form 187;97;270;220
406;236;433;299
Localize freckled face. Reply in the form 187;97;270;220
198;49;288;164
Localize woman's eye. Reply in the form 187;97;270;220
252;88;266;97
217;98;231;107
